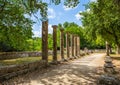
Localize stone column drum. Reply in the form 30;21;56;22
74;35;78;58
66;32;70;59
70;34;74;59
77;36;80;57
52;25;58;63
60;29;65;61
42;20;48;63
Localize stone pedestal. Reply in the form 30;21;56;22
97;56;119;85
104;56;115;74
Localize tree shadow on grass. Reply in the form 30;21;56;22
2;62;103;85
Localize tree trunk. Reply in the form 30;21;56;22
116;44;120;54
109;45;112;54
106;41;109;56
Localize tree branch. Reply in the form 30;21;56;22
0;0;6;13
104;28;113;35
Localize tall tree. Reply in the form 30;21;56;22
81;0;120;53
0;0;80;51
0;0;33;51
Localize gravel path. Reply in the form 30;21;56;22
2;53;105;85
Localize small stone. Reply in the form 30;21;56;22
105;56;112;63
104;63;114;68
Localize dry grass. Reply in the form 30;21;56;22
110;54;120;65
110;54;120;60
0;54;65;66
0;57;42;66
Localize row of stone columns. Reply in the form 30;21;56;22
41;21;80;64
60;29;80;61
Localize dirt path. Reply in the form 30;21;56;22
3;53;105;85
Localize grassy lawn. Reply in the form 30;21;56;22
0;54;63;66
0;57;42;66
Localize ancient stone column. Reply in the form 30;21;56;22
60;28;64;61
77;36;80;57
42;20;48;63
106;41;109;56
52;25;57;63
70;34;74;59
66;32;70;59
74;35;78;58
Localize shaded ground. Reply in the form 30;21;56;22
1;53;106;85
111;54;120;79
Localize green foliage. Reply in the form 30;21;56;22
0;0;33;51
27;37;42;51
64;0;79;8
48;34;53;50
81;0;120;49
0;0;80;52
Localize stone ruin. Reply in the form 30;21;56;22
104;56;116;74
97;42;120;85
97;56;120;85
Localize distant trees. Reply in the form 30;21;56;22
81;0;120;53
57;22;105;49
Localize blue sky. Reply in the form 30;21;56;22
32;0;96;37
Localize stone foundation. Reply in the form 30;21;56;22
0;60;46;82
0;51;54;60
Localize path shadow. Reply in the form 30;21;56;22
2;60;104;85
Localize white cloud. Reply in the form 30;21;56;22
32;24;53;38
48;8;56;19
86;9;90;12
75;11;83;20
48;24;53;34
33;31;41;37
90;0;97;2
63;6;78;11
